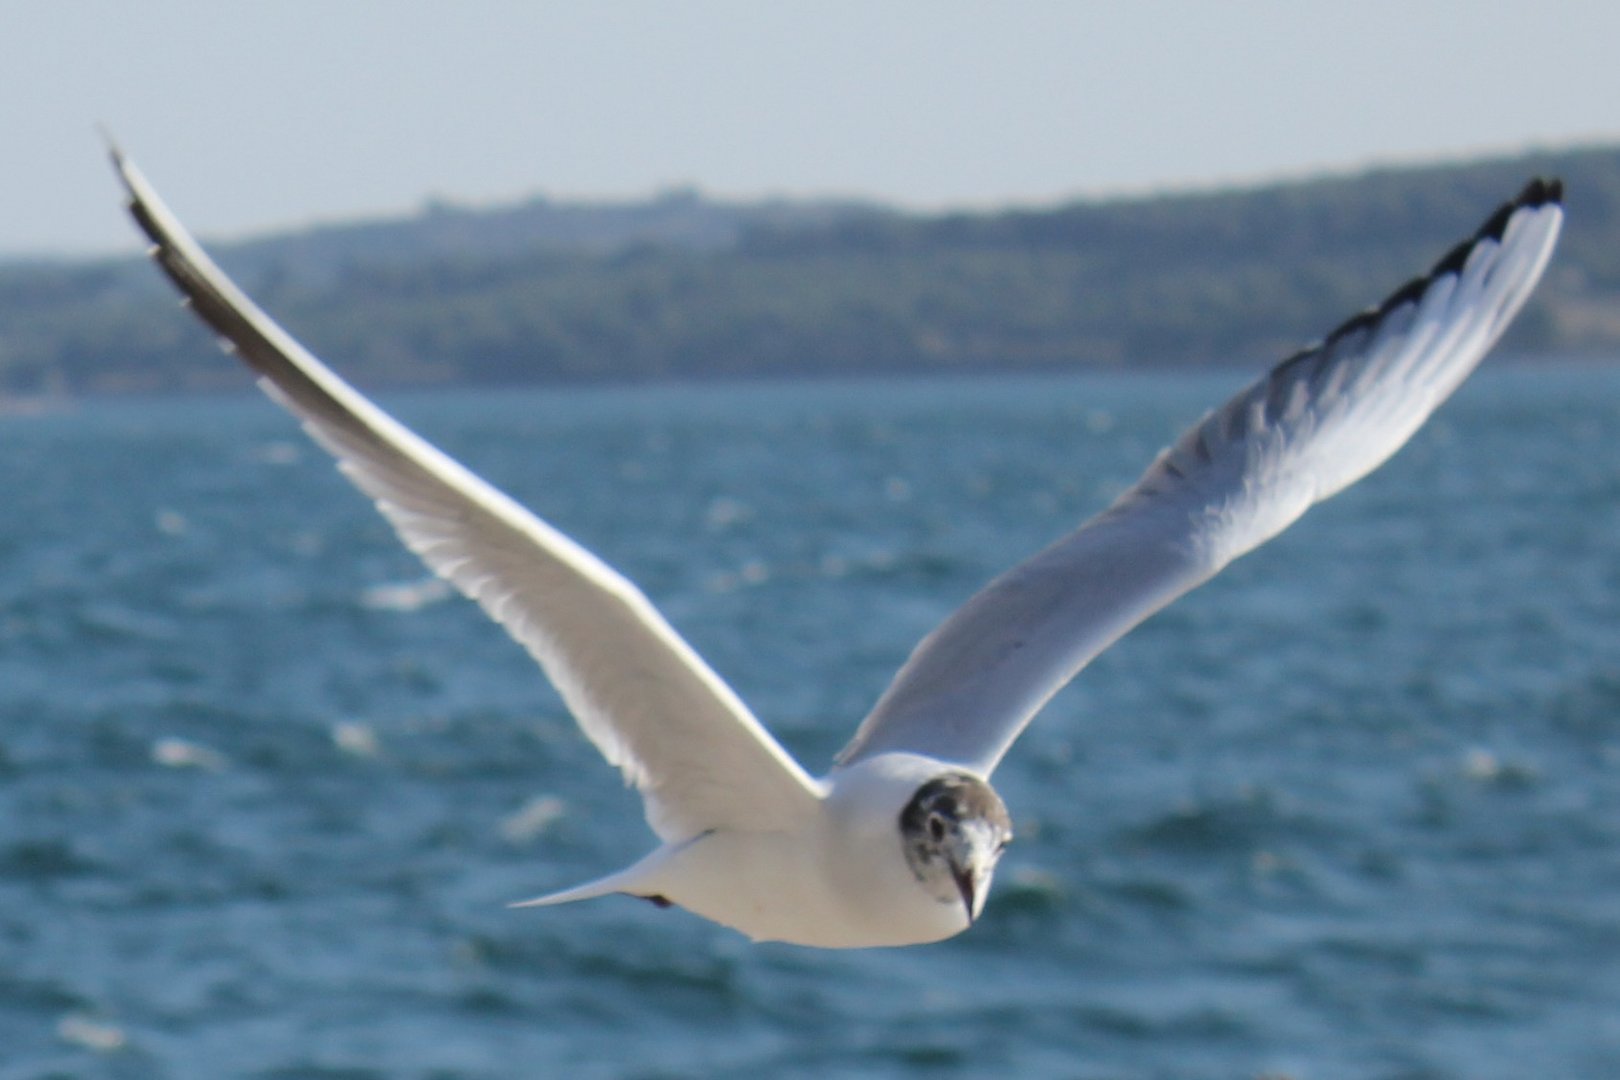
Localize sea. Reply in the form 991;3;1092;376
0;365;1616;1079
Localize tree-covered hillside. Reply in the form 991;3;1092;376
3;144;1616;398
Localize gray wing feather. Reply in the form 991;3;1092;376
112;148;823;840
837;180;1563;775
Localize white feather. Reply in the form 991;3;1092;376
837;187;1562;774
111;147;824;844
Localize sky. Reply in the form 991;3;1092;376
8;0;1618;258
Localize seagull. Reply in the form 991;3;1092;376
111;146;1563;949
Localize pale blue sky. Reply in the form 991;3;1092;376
9;0;1617;257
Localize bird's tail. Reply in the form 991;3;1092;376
509;846;673;909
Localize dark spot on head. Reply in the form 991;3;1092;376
899;772;1012;841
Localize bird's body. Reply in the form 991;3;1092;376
111;146;1562;949
543;753;985;948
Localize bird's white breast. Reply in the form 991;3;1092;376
647;753;975;948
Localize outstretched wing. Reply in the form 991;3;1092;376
112;147;823;840
838;179;1563;776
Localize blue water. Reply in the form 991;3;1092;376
2;367;1618;1079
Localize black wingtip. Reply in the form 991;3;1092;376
98;126;124;173
1435;176;1563;277
1430;236;1477;279
99;127;143;208
1282;176;1563;370
1476;176;1562;241
1516;176;1563;209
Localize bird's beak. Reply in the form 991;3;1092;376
953;866;977;924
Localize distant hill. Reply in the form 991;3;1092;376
3;144;1616;398
197;185;882;282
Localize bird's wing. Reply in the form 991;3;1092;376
837;179;1563;776
112;147;823;841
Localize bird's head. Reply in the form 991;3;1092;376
898;772;1012;924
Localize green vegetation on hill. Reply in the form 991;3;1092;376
3;145;1617;397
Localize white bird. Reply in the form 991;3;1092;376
111;147;1562;949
